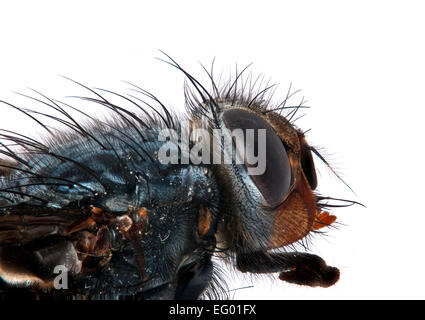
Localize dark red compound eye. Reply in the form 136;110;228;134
222;109;292;206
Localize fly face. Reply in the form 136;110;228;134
211;102;332;250
0;55;356;299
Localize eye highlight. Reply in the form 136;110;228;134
222;108;292;206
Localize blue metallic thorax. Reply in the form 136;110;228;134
0;123;220;297
0;125;217;213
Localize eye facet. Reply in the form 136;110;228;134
222;109;292;206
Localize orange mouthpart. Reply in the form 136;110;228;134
312;211;337;231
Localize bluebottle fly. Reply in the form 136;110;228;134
0;54;359;300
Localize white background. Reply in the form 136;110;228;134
0;1;424;299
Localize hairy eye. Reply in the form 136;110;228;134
222;109;292;206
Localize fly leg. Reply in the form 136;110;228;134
175;254;214;300
236;251;339;288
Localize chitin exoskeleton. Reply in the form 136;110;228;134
0;54;357;299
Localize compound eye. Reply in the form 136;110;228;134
222;109;292;206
